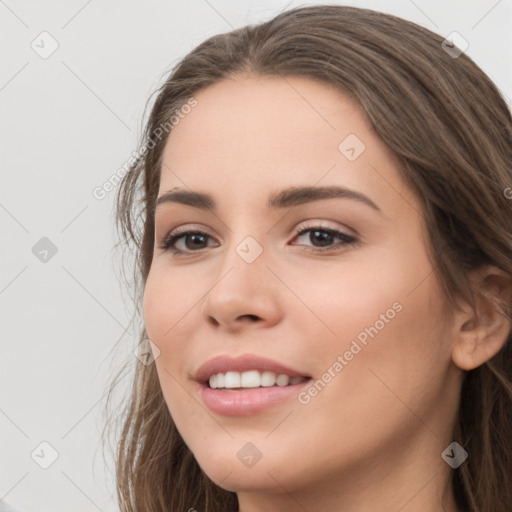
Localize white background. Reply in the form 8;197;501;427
1;0;511;510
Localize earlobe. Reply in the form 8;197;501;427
452;332;482;371
451;266;512;371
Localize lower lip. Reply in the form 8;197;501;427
199;381;311;416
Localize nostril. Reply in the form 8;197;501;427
240;314;260;321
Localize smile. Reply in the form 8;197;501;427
208;370;308;389
195;354;312;415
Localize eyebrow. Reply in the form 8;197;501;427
155;185;380;212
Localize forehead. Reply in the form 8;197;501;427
159;74;416;217
163;74;370;167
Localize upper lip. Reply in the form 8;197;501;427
194;354;311;384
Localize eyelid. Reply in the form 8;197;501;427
293;219;355;234
159;219;351;245
289;221;358;249
163;223;212;236
158;224;359;258
159;223;219;250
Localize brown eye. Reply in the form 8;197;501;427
160;230;217;254
291;227;356;251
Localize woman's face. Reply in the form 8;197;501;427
144;75;462;503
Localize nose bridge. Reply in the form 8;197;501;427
211;231;268;297
217;209;269;272
202;228;282;326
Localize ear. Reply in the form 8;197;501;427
452;265;512;371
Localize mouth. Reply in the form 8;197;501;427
207;370;309;390
194;354;312;416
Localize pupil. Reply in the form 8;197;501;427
187;233;206;249
312;230;332;247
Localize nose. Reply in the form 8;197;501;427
200;239;283;332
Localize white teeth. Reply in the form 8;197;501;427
224;371;241;388
208;370;306;389
260;371;276;387
276;374;290;386
241;370;260;388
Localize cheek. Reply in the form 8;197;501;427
288;282;450;469
287;248;451;399
282;251;409;355
143;266;206;429
143;262;198;344
142;263;203;411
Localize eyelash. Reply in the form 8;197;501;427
159;223;358;256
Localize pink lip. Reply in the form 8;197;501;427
199;383;310;416
194;354;311;416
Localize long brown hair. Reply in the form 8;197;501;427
106;5;512;511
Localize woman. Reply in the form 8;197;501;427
109;5;512;511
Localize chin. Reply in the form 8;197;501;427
184;437;287;491
200;457;285;493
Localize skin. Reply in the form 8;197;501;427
143;74;510;512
